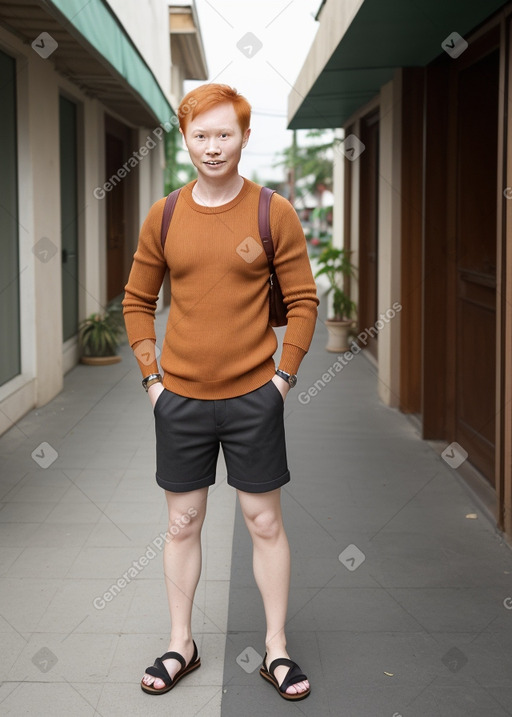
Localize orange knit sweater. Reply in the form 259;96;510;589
122;178;318;399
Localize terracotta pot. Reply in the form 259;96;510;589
80;355;122;366
325;319;352;352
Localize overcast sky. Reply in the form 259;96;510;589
182;0;323;183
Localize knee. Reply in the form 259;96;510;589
167;508;201;542
248;510;282;541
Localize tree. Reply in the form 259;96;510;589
274;129;334;203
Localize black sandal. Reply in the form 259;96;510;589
259;653;311;701
141;640;200;695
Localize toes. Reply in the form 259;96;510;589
142;674;164;689
285;680;309;695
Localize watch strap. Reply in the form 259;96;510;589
276;369;297;388
142;373;162;391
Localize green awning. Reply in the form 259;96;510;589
48;0;174;125
289;0;508;129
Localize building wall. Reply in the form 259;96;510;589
348;120;361;316
289;0;512;536
0;15;166;436
331;128;344;252
343;85;402;405
288;0;364;123
377;76;402;408
106;0;172;112
170;62;186;111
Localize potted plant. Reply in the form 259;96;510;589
79;303;125;365
314;244;356;352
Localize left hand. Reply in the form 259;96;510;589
271;374;290;401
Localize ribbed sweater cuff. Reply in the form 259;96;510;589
131;339;160;377
279;343;307;375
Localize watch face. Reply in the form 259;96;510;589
288;374;297;388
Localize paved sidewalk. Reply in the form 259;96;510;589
221;320;512;717
1;312;512;716
0;310;237;716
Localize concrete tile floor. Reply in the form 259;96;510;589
220;319;512;717
0;311;236;716
1;312;512;716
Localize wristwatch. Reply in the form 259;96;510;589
142;373;162;391
276;369;297;388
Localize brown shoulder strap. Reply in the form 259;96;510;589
160;188;181;251
162;187;275;257
258;186;276;266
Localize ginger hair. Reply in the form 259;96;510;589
178;83;251;134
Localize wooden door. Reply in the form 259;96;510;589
452;49;498;484
358;111;379;358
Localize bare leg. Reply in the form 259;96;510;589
237;488;310;696
142;486;208;690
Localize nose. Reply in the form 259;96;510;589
205;140;220;155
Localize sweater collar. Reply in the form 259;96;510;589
181;177;251;213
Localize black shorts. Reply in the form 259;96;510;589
154;379;290;494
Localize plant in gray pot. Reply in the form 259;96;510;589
79;303;125;365
314;244;356;352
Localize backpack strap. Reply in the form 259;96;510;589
160;188;182;251
161;186;276;259
258;186;276;267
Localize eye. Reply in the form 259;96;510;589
220;133;228;139
195;133;204;139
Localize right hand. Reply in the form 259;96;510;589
148;381;165;408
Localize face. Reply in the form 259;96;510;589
181;102;250;182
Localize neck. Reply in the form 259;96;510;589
193;173;244;206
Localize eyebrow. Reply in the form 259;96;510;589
191;127;233;132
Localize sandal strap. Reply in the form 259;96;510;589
144;641;198;687
268;658;308;694
145;658;173;687
159;650;186;669
268;657;294;673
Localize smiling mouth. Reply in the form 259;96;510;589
204;160;224;166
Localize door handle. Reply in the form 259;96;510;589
62;249;77;263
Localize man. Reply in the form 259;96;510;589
123;83;318;701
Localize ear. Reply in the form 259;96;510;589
241;127;251;148
179;128;188;150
